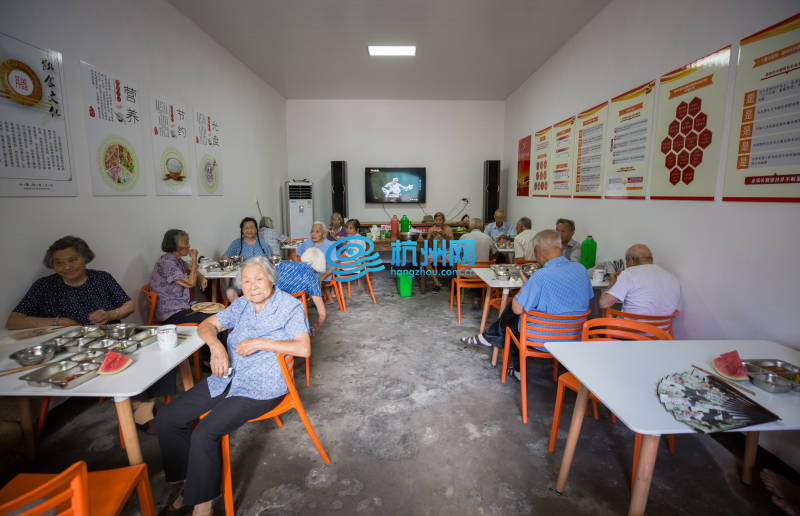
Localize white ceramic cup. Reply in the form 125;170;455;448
157;324;178;350
592;268;606;282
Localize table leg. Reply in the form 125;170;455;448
741;431;759;485
18;398;35;460
479;287;493;333
179;359;195;392
114;397;143;465
555;383;590;493
629;434;661;516
211;279;219;304
491;288;511;366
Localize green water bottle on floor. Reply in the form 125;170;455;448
400;214;410;233
580;236;596;269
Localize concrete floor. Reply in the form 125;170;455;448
2;272;792;515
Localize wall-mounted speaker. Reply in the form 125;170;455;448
483;160;500;222
331;161;347;218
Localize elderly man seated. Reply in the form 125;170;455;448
599;244;681;316
556;218;581;262
461;230;593;378
513;217;535;261
484;209;516;238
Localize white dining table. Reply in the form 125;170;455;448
0;326;204;465
471;267;608;366
546;339;800;516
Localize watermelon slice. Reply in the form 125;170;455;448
712;350;748;381
98;351;133;375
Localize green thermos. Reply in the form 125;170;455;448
580;236;597;269
400;214;410;233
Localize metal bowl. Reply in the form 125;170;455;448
399;232;420;241
520;263;539;276
749;372;792;394
219;258;232;269
89;339;119;350
230;255;243;265
269;255;282;265
110;340;139;354
10;344;57;366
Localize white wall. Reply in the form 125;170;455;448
503;0;800;468
286;100;504;224
0;0;287;323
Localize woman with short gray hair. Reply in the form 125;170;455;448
6;236;134;329
149;229;208;325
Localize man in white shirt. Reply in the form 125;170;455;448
556;218;581;262
599;244;681;316
513;217;535;261
484;209;516;238
459;218;497;308
381;177;413;199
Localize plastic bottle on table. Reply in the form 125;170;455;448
580;236;597;269
400;214;410;233
390;215;400;241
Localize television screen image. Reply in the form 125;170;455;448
365;167;426;204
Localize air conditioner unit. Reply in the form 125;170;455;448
284;180;313;240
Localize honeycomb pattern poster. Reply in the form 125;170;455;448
549;116;575;198
532;126;551;197
604;81;655;199
651;47;731;200
723;14;800;202
574;102;608;198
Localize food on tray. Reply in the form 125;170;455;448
102;143;135;184
711;350;748;381
97;351;132;375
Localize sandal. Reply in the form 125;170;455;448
460;335;490;348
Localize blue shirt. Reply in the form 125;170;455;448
295;239;334;264
210;289;309;400
484;221;516;238
514;256;593;349
224;238;269;259
275;261;322;299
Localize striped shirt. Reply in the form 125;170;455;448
275;261;322;299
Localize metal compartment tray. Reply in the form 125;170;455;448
47;362;100;389
19;361;78;386
743;359;800;393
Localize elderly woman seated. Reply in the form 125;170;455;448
6;236;134;329
150;229;209;325
156;256;310;516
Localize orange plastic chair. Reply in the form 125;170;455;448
323;274;346;312
501;309;589;424
330;261;377;311
547;318;676;489
289;291;312;387
449;261;492;325
513;258;537;265
205;353;330;515
0;460;155;516
605;307;679;336
141;285;158;325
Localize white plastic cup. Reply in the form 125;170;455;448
157;324;178;350
592;268;606;283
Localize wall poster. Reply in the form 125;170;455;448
574;102;608;198
195;110;223;196
0;32;75;196
152;96;192;196
605;81;655;199
516;134;531;196
81;61;146;196
723;14;800;202
651;46;731;200
549;116;575;198
532;126;551;197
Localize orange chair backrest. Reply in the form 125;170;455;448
0;461;89;516
289;291;309;318
456;262;488;280
604;308;679;337
582;317;673;341
141;284;158;325
519;309;590;348
514;259;537;265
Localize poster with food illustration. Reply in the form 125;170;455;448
532;126;551;197
574;102;608;198
604;81;655;199
0;32;75;196
651;47;730;200
195;109;223;196
516;135;531;196
152;96;192;195
81;61;146;196
724;14;800;202
549;116;575;197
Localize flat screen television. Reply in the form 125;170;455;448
365;167;426;204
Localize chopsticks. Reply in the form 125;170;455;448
691;364;757;396
0;363;52;377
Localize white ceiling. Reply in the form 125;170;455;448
169;0;611;100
